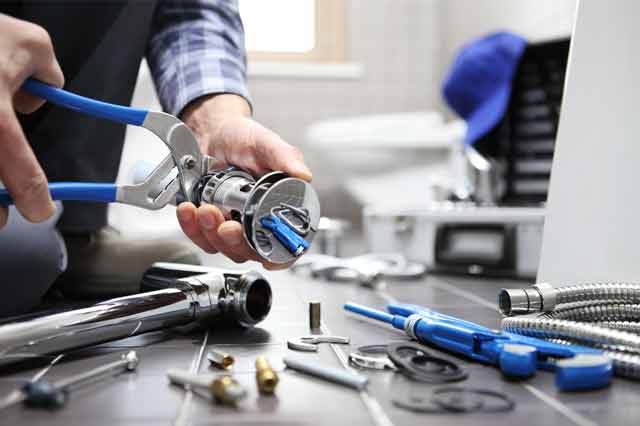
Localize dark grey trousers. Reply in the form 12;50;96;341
0;2;158;315
7;1;158;232
0;205;66;316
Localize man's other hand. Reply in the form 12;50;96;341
0;14;64;227
177;93;312;269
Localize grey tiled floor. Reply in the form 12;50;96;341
0;269;632;425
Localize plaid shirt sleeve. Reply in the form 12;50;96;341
146;0;252;116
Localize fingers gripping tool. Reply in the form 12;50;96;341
344;302;613;391
0;79;320;264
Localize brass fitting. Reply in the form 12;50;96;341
211;376;246;405
255;356;279;394
207;349;235;369
309;301;321;330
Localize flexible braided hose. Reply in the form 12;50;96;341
545;303;640;322
501;316;640;353
556;283;640;305
500;283;640;379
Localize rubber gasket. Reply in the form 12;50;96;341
432;387;515;413
387;342;467;383
392;394;448;414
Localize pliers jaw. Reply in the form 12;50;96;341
138;111;206;206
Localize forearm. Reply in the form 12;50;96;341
146;0;251;116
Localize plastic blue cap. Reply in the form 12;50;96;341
499;344;538;378
555;355;612;392
260;215;309;255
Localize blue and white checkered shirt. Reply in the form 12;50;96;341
147;0;251;116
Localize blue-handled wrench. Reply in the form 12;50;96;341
0;78;209;210
344;302;613;391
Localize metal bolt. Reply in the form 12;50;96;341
181;155;197;169
207;349;234;369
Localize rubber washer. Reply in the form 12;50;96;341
386;342;467;384
432;387;515;413
392;394;448;414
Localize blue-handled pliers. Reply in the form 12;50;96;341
344;302;613;391
0;78;212;210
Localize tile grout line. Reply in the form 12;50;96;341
173;330;209;426
320;322;395;426
377;281;599;426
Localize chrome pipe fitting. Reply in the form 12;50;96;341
498;283;556;315
196;169;321;264
0;264;272;366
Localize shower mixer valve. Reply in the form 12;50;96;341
192;167;321;264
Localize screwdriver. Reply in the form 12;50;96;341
0;350;139;410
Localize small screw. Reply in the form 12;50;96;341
181;155;197;169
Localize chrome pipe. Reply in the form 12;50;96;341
0;268;272;367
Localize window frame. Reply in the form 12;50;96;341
246;0;346;63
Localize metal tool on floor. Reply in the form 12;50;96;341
255;356;279;394
167;369;247;406
287;335;350;352
0;78;320;264
290;253;426;286
348;352;396;370
283;357;368;390
0;351;138;410
207;349;235;370
344;302;613;391
0;263;272;366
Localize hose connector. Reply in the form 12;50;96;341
498;283;557;315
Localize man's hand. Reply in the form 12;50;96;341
0;14;64;227
177;93;312;269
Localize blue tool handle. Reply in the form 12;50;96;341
0;183;117;205
23;79;148;126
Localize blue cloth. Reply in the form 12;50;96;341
147;0;251;116
442;32;527;146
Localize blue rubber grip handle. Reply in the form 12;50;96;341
23;79;148;126
0;183;117;206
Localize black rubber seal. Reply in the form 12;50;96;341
387;342;467;384
432;387;516;413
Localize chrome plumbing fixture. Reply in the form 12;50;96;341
0;79;320;265
498;282;640;315
0;263;272;366
287;335;351;352
0;351;139;410
315;217;350;256
309;301;321;330
195;168;320;264
283;357;368;390
499;282;640;379
207;349;235;369
167;369;247;406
